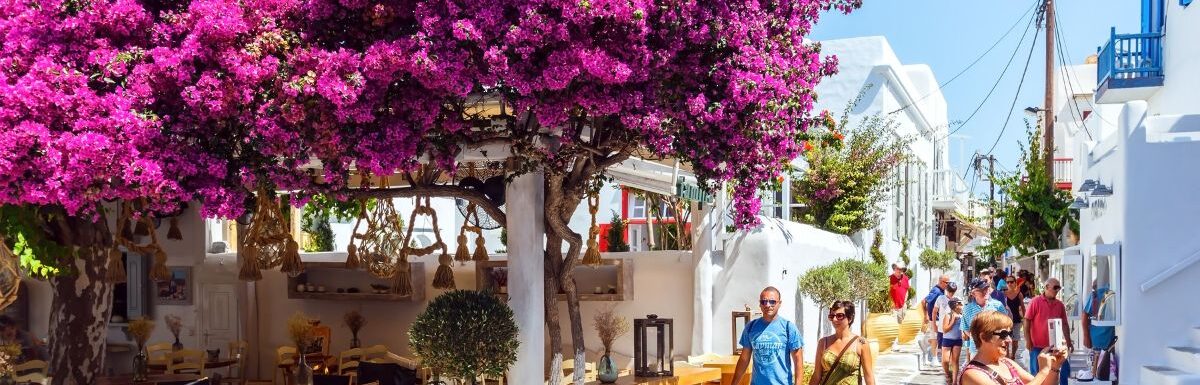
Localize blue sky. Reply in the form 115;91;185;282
811;0;1139;197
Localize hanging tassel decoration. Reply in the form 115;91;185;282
391;253;413;296
453;231;471;264
280;238;305;277
432;247;455;290
120;217;135;241
238;246;263;281
167;217;182;240
104;247;127;284
134;216;150;237
472;232;488;262
582;193;603;266
150;248;171;282
345;243;360;269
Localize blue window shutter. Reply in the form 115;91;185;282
1183;0;1192;7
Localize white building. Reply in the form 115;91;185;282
1053;0;1200;383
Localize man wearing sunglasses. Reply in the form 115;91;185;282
731;287;804;385
1024;278;1072;385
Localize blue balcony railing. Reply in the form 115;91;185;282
1097;27;1163;87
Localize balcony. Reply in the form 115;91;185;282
1053;158;1073;190
931;169;970;213
1095;27;1163;104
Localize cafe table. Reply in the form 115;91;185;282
576;366;720;385
96;373;202;385
148;358;239;372
700;355;750;385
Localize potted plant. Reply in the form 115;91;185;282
409;290;519;385
343;310;366;348
128;317;155;381
287;313;315;385
0;343;20;385
593;306;630;383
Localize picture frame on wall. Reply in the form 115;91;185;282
155;266;193;306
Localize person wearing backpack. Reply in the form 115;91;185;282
731;286;805;385
921;274;950;366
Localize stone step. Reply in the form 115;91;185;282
1168;346;1200;373
1142;365;1200;385
1191;327;1200;347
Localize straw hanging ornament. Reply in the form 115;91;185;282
239;189;291;281
278;196;306;278
0;235;22;310
143;216;171;282
390;252;413;296
453;225;471;264
401;196;448;290
344;200;368;269
104;204;133;284
582;192;603;266
358;195;406;279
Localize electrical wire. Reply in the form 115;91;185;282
984;18;1043;157
888;0;1042;116
1052;12;1095;140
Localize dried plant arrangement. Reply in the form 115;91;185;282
287;312;315;348
593;306;630;354
128;317;155;348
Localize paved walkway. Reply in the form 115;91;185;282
872;340;1034;385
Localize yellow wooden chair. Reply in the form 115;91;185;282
560;359;597;382
221;340;248;384
274;346;298;385
360;344;387;363
338;348;364;384
13;360;48;384
146;342;173;371
166;349;206;376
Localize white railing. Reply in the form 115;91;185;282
931;169;971;209
1053;158;1073;186
1140;247;1200;292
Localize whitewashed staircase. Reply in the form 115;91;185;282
1141;326;1200;385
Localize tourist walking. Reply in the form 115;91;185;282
889;262;909;324
1005;277;1026;361
1082;280;1116;376
808;301;875;385
961;278;1008;357
1024;278;1072;385
921;274;950;366
937;285;962;382
958;310;1069;385
731;287;805;385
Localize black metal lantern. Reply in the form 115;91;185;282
732;306;752;355
634;314;673;377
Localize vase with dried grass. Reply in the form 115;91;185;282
343;310;366;348
288;313;315;385
128;317;155;381
164;314;184;351
593;307;630;383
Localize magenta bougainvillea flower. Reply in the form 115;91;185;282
0;0;859;228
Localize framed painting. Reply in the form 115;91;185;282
154;266;193;306
304;324;332;355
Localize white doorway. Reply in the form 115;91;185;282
198;283;240;353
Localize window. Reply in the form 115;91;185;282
631;196;647;219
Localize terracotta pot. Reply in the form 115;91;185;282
864;313;899;352
897;308;924;344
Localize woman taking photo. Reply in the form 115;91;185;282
809;301;876;385
959;310;1068;385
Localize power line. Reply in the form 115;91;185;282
984;11;1043;157
1051;12;1094;140
888;0;1041;116
933;10;1040;145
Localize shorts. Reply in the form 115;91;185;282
937;332;944;349
941;338;963;348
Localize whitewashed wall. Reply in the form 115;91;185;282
1147;1;1200;116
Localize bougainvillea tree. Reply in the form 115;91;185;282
1;0;858;383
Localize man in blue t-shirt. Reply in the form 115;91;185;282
731;286;804;385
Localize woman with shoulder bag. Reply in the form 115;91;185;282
958;310;1067;385
808;301;875;385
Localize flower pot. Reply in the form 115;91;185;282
897;308;923;344
865;313;899;352
597;352;619;383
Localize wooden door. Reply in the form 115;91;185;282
198;283;239;352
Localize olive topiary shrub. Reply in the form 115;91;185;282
409;290;519;384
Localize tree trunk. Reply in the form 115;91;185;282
545;232;565;385
48;247;114;385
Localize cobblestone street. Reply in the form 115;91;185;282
872;342;950;385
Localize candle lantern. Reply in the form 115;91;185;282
634;314;673;377
731;305;752;355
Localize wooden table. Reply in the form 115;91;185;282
278;354;335;385
96;373;201;385
149;358;239;372
701;355;751;385
579;366;720;385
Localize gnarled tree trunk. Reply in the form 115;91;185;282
48;247;113;385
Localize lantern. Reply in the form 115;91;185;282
731;306;752;355
634;314;673;377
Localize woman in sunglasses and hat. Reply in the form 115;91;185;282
959;310;1068;385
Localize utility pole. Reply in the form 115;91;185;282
1043;0;1056;183
973;154;998;230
